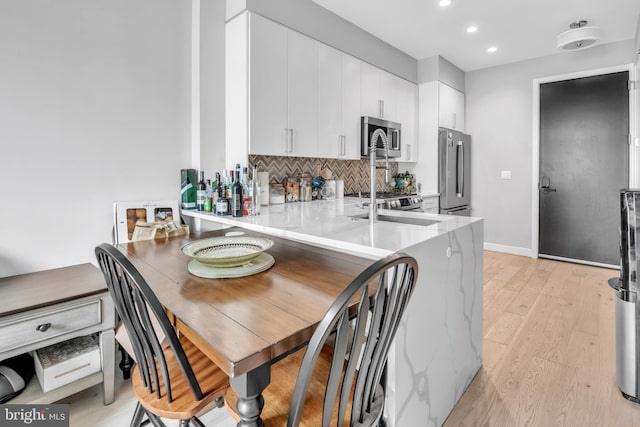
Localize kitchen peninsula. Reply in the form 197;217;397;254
182;198;483;426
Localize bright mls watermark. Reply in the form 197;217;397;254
1;404;69;426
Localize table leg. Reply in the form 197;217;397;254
229;363;270;427
100;328;115;405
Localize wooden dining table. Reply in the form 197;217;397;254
116;227;374;426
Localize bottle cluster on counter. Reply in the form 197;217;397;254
181;165;261;217
268;167;343;204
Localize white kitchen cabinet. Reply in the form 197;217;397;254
417;81;440;195
287;30;318;157
317;44;342;158
226;11;416;164
421;195;439;213
247;13;288;156
395;78;418;162
339;53;362;160
317;44;361;160
230;13;318;159
438;82;465;132
361;62;397;121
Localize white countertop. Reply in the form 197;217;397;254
182;197;480;259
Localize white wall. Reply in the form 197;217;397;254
0;1;193;276
466;39;635;255
200;0;227;177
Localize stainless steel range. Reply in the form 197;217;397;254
346;192;424;211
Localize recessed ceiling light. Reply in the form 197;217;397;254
467;26;478;33
439;0;451;6
487;46;497;53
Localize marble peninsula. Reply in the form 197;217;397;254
182;198;483;426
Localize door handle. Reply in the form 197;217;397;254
456;141;464;197
539;176;557;194
540;186;557;194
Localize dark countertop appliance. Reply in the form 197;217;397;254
609;189;639;403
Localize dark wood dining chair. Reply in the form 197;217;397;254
95;243;229;427
225;252;418;426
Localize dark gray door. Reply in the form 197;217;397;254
539;71;629;266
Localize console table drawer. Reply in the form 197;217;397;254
0;300;102;353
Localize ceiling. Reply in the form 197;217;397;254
312;0;640;72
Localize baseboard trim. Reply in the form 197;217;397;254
483;243;533;257
539;254;620;270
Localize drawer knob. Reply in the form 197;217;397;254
36;323;51;332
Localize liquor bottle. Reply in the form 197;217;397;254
232;169;243;217
212;172;221;213
196;170;206;211
242;166;252;216
204;179;213;212
227;170;234;199
215;175;228;216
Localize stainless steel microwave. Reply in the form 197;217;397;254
361;116;401;159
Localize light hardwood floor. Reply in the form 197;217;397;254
63;251;640;426
444;251;640;426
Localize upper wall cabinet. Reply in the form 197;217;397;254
245;13;288;156
438;82;465;132
248;13;318;157
317;45;361;160
361;63;398;121
361;62;418;162
225;11;417;163
286;30;319;157
395;78;418;162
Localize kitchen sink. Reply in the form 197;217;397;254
350;213;441;227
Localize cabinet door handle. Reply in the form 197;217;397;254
289;129;294;153
36;322;51;332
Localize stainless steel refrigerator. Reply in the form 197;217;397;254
439;127;471;216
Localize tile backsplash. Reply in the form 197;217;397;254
249;155;401;194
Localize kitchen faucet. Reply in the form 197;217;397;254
369;128;391;223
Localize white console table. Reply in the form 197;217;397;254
0;263;116;405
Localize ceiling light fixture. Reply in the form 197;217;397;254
467;26;478;33
557;20;601;50
487;46;497;53
439;0;451;6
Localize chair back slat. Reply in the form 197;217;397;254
352;272;388;421
337;285;370;426
322;310;350;427
132;286;169;400
287;252;418;427
95;243;205;403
